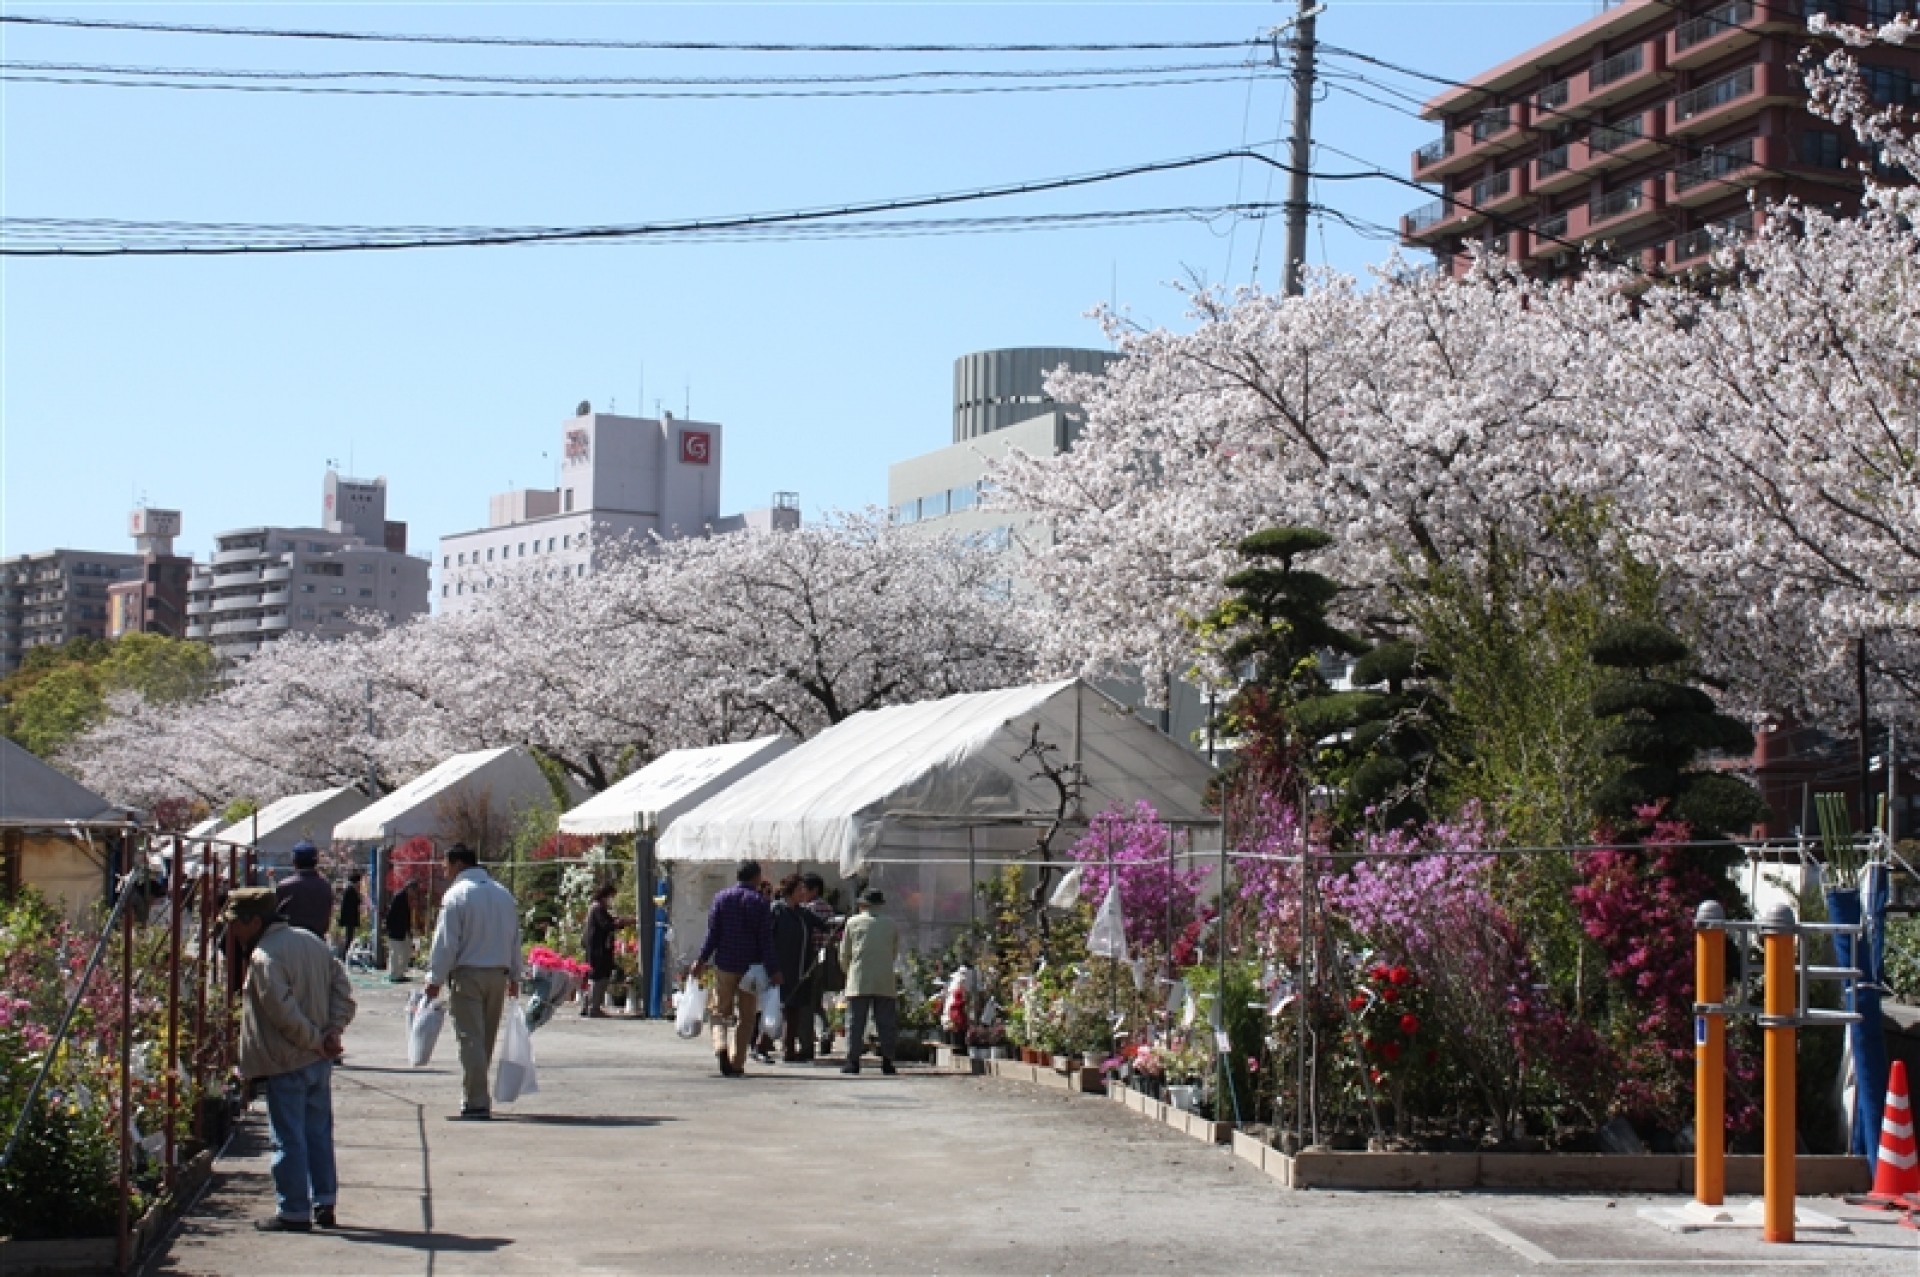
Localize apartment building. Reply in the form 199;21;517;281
105;508;195;641
184;471;431;659
437;404;798;614
0;549;144;674
1399;0;1920;276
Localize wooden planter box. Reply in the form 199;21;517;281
1220;1135;1869;1194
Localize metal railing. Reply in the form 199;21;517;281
1535;211;1570;243
1674;65;1757;123
1671;210;1756;261
1590;44;1646;90
1674;137;1757;191
1471;169;1514;205
1537;79;1571;111
1536;144;1572;178
1676;0;1755;52
1415;135;1453;167
1589;183;1644;225
1588;113;1646;153
1471;106;1512;143
1404;198;1450;233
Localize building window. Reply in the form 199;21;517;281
547;538;556;552
300;584;316;594
563;535;571;549
359;588;374;598
457;584;465;595
564;489;575;513
950;485;979;514
892;500;920;525
330;586;346;595
1865;65;1917;107
923;491;950;519
487;548;495;562
1798;130;1846;169
442;585;449;597
358;563;375;574
577;564;586;578
518;543;526;557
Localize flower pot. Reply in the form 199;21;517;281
1053;1054;1072;1071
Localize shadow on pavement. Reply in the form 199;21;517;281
500;1114;675;1127
330;1225;513;1254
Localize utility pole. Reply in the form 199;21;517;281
1281;0;1321;297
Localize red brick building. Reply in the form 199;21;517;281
1400;0;1920;276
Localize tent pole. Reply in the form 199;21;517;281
637;831;658;1017
968;827;978;950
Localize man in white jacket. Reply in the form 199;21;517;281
426;844;521;1119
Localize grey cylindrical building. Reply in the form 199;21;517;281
951;347;1117;443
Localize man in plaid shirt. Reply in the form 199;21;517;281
690;860;781;1076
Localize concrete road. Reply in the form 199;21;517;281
143;977;1920;1276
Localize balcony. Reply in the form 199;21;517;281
1579;40;1665;112
1471;165;1530;216
1576;179;1665;240
1413;134;1455;178
210;592;264;614
1670;135;1765;205
258;590;291;607
212;544;268;566
1668;210;1758;267
261;565;292;583
185;598;212;617
1670;62;1798;136
1671;0;1811;70
1401;195;1482;245
1537;78;1572;115
1528;211;1572;260
1440;102;1533;174
185;622;210;639
1533;143;1583;195
211;617;267;637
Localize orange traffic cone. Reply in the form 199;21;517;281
1848;1060;1918;1211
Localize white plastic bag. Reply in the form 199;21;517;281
406;989;446;1068
674;976;707;1039
494;1000;538;1104
1087;884;1130;961
759;983;784;1037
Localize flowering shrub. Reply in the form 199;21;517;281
1068;801;1207;954
1572;806;1754;1132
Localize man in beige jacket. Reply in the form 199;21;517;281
226;887;356;1233
838;888;900;1076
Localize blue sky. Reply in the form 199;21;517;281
2;1;1597;569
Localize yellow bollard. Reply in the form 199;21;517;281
1760;904;1797;1244
1694;901;1726;1207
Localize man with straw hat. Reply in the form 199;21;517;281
225;886;356;1232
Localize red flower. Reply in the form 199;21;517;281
1388;966;1411;986
1398;1014;1421;1037
1347;994;1368;1012
1369;1069;1384;1086
1362;1037;1378;1055
1381;1042;1402;1064
1380;987;1399;1004
1370;964;1392;982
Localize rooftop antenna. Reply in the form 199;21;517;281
684;380;690;420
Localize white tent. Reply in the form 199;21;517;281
657;679;1215;876
184;815;228;840
228;786;373;869
333;745;571;846
557;736;795;838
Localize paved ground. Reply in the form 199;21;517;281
142;976;1920;1276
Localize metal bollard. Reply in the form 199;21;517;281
1694;900;1727;1207
1759;904;1798;1244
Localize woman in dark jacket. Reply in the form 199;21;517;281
771;874;828;1062
581;883;633;1019
384;880;415;982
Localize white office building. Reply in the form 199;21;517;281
184;471;432;659
437;404;798;613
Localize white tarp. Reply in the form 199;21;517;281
656;679;1215;875
333;745;566;844
557;735;794;837
228;786;373;868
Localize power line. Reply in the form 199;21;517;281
0;13;1257;55
3;146;1380;256
0;68;1259;101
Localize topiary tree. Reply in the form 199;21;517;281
1588;619;1767;842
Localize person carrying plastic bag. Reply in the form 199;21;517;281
406;989;446;1068
688;859;781;1077
674;975;707;1039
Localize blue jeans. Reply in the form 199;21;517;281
264;1059;336;1222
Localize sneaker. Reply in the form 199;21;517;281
750;1048;774;1065
880;1060;898;1076
456;1107;492;1121
715;1050;737;1077
840;1062;861;1075
313;1206;338;1230
254;1215;313;1233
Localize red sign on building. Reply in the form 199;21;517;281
680;430;712;466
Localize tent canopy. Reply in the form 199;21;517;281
230;786;372;866
333;745;568;844
657;679;1215;875
0;738;124;826
558;735;794;838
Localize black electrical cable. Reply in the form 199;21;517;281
0;13;1259;56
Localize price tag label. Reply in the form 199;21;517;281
1215;1030;1232;1052
1695;1015;1708;1046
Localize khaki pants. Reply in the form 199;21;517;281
387;938;413;980
709;968;759;1070
448;967;509;1112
